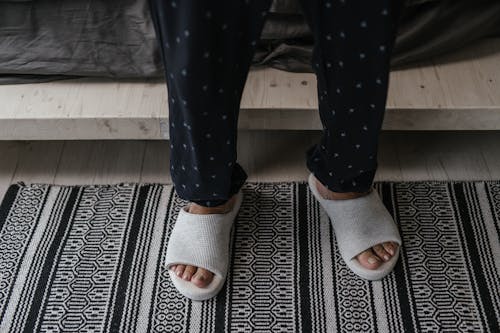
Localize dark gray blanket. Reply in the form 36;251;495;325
0;0;499;84
256;0;500;72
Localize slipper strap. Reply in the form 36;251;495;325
308;173;402;261
328;190;402;261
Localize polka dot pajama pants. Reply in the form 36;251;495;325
149;0;403;207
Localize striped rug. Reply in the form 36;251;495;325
0;181;499;333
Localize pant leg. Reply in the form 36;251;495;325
298;0;403;193
149;0;272;207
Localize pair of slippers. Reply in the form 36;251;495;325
165;173;402;301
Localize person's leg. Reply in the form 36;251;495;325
149;0;272;287
298;0;404;269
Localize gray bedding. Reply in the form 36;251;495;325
256;0;500;72
0;0;499;84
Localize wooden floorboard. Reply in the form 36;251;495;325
0;131;499;204
54;141;102;186
11;141;64;185
140;140;171;184
0;142;20;201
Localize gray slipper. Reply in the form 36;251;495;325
308;173;402;280
165;189;243;301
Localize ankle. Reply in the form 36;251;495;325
315;178;371;200
188;194;236;214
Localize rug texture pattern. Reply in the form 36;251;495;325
0;181;499;332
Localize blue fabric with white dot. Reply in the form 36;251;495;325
149;0;403;207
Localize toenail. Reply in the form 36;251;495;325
383;255;389;261
387;248;394;255
368;256;379;264
182;274;190;280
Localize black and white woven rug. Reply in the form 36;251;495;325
0;181;499;333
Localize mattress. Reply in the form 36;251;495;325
0;0;499;84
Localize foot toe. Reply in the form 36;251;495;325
357;249;382;269
175;264;186;277
382;241;397;256
191;268;214;288
182;265;197;281
372;243;391;262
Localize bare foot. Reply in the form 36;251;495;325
315;176;399;270
170;194;238;288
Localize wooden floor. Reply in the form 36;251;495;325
1;130;499;203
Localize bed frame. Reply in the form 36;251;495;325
0;38;499;140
